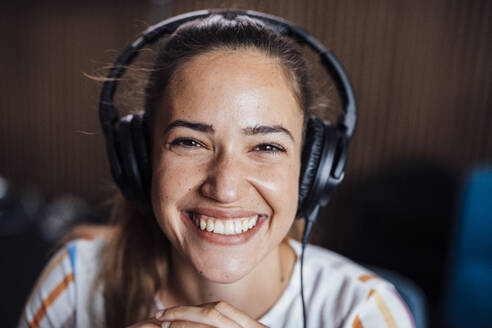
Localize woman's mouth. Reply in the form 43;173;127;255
191;213;259;235
182;209;267;245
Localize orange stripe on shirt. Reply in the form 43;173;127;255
373;291;397;328
352;315;364;328
358;274;378;282
29;272;75;328
26;250;69;306
366;289;375;299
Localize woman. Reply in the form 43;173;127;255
19;12;414;328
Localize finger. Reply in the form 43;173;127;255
211;301;268;328
157;304;242;328
127;318;162;327
161;320;213;328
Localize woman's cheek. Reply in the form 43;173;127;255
151;157;197;240
250;161;300;221
157;157;198;203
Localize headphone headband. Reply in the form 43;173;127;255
99;9;357;139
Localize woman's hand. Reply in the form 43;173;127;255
154;301;268;328
127;318;162;328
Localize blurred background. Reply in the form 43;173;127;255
1;0;490;327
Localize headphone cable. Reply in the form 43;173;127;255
300;205;319;328
301;234;308;328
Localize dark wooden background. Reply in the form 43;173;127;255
1;0;490;207
1;1;490;326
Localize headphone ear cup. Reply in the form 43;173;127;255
317;125;341;205
297;118;325;218
130;113;151;199
117;115;145;201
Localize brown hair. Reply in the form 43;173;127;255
92;13;314;327
144;13;313;131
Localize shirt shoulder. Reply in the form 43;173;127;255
289;240;415;328
18;238;105;328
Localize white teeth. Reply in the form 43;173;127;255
224;221;234;235
192;214;260;235
199;218;207;230
213;220;224;234
206;220;214;232
242;219;248;232
248;216;257;229
234;220;242;234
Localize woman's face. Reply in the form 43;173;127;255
151;48;304;283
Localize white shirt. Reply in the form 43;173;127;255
258;240;414;327
18;238;414;328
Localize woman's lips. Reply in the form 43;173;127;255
181;209;268;245
187;207;265;219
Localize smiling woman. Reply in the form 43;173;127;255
18;10;414;328
151;48;303;287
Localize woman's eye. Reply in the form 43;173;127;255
170;138;204;148
253;143;286;153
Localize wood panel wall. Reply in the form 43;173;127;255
0;1;151;204
1;0;490;232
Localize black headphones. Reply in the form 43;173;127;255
99;9;357;227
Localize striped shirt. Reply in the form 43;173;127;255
18;238;415;328
18;238;105;328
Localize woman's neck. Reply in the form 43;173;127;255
158;239;296;319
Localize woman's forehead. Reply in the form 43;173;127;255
158;48;304;129
171;48;288;92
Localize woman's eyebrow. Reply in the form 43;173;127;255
243;125;294;141
163;120;214;135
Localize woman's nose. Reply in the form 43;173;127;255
199;151;247;203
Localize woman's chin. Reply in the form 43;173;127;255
192;257;255;284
